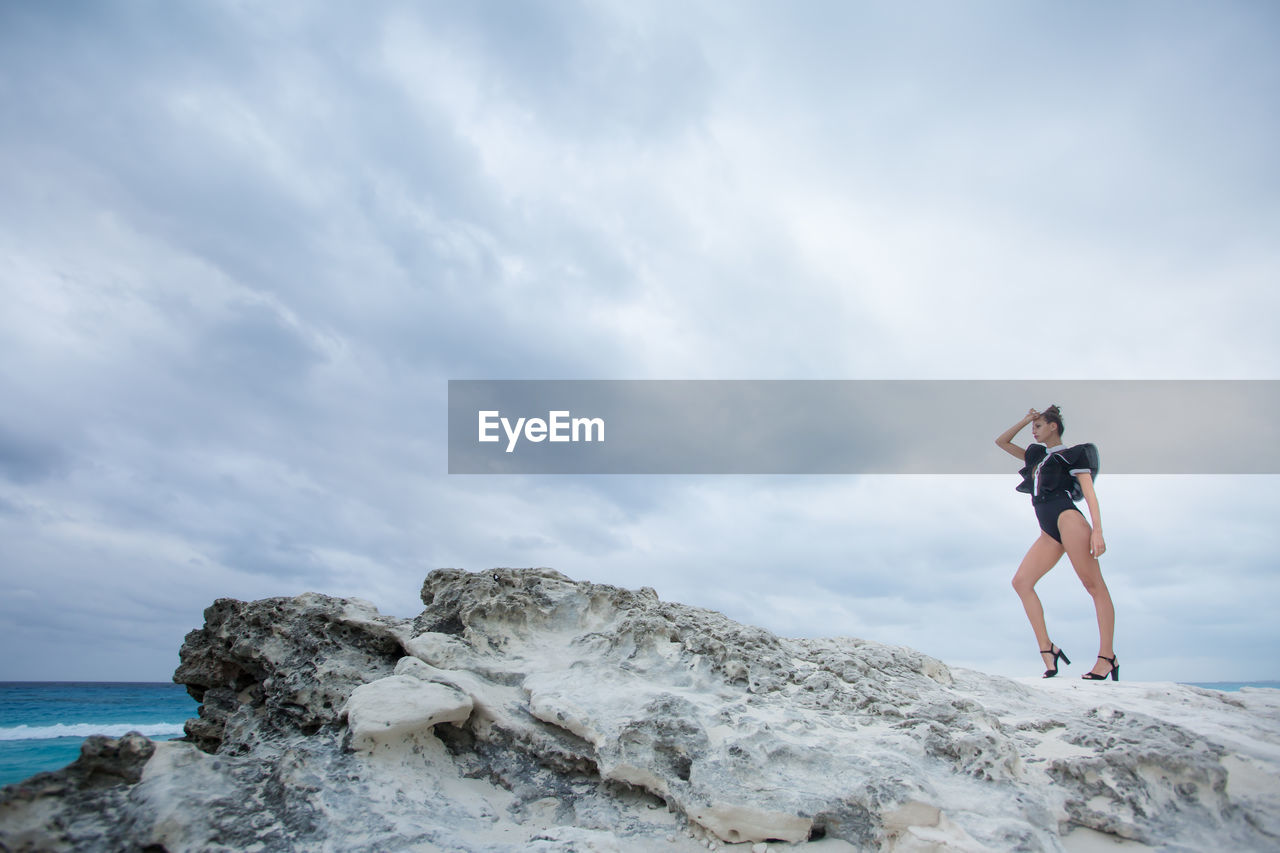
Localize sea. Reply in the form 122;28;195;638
2;680;1279;789
0;682;198;788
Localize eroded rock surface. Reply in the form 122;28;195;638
3;567;1278;852
171;592;408;754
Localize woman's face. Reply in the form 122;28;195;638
1031;417;1054;443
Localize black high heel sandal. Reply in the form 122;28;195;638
1040;644;1070;678
1082;654;1119;681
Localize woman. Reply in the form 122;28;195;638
995;405;1119;680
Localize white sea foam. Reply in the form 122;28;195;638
0;722;187;741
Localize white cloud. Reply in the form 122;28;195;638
0;1;1277;684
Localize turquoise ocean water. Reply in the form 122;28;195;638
1185;681;1280;693
2;680;1278;788
0;682;198;788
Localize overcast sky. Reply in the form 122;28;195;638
2;1;1277;683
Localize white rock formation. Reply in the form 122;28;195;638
1;567;1278;852
343;672;473;752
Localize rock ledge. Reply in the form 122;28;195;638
2;567;1278;852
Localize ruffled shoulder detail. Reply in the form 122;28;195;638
1062;443;1100;481
1058;443;1100;500
1015;444;1047;494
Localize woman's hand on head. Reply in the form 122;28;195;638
1026;408;1040;422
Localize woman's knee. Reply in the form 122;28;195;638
1014;538;1063;590
1012;561;1050;595
1079;570;1111;597
1078;574;1104;596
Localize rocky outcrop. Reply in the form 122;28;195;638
0;733;156;852
2;567;1279;852
171;593;408;753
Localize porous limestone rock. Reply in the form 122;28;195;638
342;673;473;752
0;733;156;851
2;567;1278;852
171;593;409;754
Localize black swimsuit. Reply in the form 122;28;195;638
1033;492;1083;543
1016;443;1100;544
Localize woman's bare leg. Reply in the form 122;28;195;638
1058;509;1116;676
1011;534;1066;670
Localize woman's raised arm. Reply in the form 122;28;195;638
995;409;1038;460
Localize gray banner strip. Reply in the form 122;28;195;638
447;380;1280;474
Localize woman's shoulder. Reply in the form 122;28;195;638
1024;443;1047;463
1064;442;1100;461
1063;442;1101;476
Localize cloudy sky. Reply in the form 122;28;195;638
1;1;1277;684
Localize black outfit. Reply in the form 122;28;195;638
1016;443;1100;543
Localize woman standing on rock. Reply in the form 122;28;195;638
995;405;1119;681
